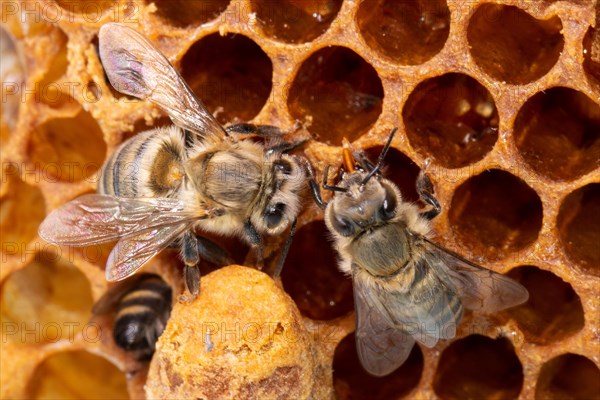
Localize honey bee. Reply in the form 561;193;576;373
39;23;307;298
313;128;529;376
93;274;172;361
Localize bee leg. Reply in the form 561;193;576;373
196;236;234;267
181;231;201;299
322;165;348;193
272;218;297;278
265;138;308;155
225;123;286;138
226;120;304;137
296;156;327;209
227;123;308;154
244;220;264;268
416;160;441;220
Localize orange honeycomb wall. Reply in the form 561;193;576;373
1;0;599;399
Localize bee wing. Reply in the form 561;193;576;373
352;266;416;377
98;23;226;143
420;236;529;312
106;221;192;281
38;194;198;246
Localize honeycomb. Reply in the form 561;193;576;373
1;0;599;398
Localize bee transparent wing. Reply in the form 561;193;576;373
420;236;529;312
106;221;192;281
98;23;226;143
352;266;416;377
38;194;197;246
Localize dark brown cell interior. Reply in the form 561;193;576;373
251;0;343;44
467;4;563;84
28;107;107;182
333;332;423;400
504;266;584;344
357;0;450;65
0;257;93;344
281;220;354;320
557;183;600;275
288;47;383;146
403;73;499;168
0;27;24;140
181;33;272;125
149;0;230;28
433;335;523;400
514;87;600;181
536;354;600;400
583;26;600;89
26;351;129;399
448;169;542;261
0;177;45;250
363;146;421;203
196;232;250;274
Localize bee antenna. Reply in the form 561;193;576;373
360;127;397;185
322;165;347;193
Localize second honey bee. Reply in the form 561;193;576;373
313;128;529;376
93;274;172;361
39;23;309;298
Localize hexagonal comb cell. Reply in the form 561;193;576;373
402;73;499;168
504;266;584;345
0;27;24;142
467;4;563;84
288;47;383;145
557;183;600;275
514;87;600;182
149;0;230;27
34;27;68;108
536;353;600;400
26;351;128;399
281;220;353;320
250;0;343;44
333;332;423;399
180;33;272;125
448;170;542;261
583;25;600;89
0;256;93;344
0;177;45;256
363;146;421;203
27;106;107;183
357;0;450;65
433;335;523;400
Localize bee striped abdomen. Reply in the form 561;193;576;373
113;276;172;360
98;126;187;198
408;259;464;343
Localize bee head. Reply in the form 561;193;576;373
252;154;305;235
324;127;400;237
326;173;400;237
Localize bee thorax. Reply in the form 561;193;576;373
351;223;411;277
189;150;263;211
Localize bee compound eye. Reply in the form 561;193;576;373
332;214;355;237
379;186;397;220
274;159;293;175
265;203;286;228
